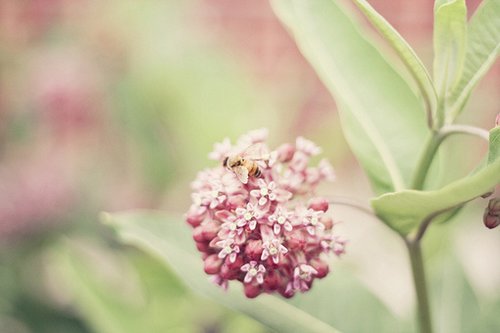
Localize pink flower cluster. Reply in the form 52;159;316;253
186;129;345;298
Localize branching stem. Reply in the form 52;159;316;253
411;124;489;189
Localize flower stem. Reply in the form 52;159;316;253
327;196;374;216
411;132;442;190
405;238;433;333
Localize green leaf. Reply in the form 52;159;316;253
372;127;500;235
352;0;437;126
50;240;198;333
103;211;405;333
433;0;467;123
450;0;500;119
488;127;500;163
271;0;428;194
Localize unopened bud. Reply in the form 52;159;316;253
287;232;306;250
192;221;218;242
310;258;329;278
226;195;246;209
308;197;329;212
195;241;210;253
276;143;296;163
280;284;295;299
204;254;223;274
496;113;500;127
484;198;500;229
320;216;334;230
263;270;283;291
225;255;244;270
245;239;263;260
219;263;240;280
244;283;262;298
186;210;205;227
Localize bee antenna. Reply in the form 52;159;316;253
222;156;228;167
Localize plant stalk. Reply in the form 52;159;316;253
411;124;489;190
406;239;433;333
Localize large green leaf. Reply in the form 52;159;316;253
103;211;406;333
450;0;500;119
372;127;500;235
433;0;467;122
352;0;437;127
271;0;428;194
50;241;199;333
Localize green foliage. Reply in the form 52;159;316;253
50;239;266;333
433;0;467;124
352;0;437;126
103;211;410;333
271;0;428;194
372;127;500;235
450;0;500;119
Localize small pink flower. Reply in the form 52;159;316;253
250;179;292;207
216;210;246;243
237;128;269;147
268;205;294;235
296;137;321;156
261;226;288;264
295;206;325;235
209;138;233;161
215;238;240;263
235;202;263;231
241;261;266;284
292;264;318;291
186;129;345;298
318;159;335;181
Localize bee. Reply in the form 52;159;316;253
223;144;268;184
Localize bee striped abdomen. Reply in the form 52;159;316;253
253;166;262;177
255;167;262;177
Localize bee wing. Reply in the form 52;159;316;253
233;166;249;184
240;143;268;161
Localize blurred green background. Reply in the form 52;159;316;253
0;0;498;332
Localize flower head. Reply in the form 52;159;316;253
186;129;345;298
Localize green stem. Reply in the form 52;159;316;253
411;124;489;190
406;239;433;333
411;132;442;190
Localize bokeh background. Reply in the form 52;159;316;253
0;0;498;332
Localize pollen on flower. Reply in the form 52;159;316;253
185;129;345;298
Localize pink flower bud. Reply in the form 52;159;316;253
186;207;206;227
287;231;306;251
320;216;334;230
245;239;263;260
195;241;210;253
204;254;223;274
276;143;295;163
280;284;295;298
219;263;241;280
192;221;219;242
484;198;500;229
225;255;244;270
244;283;262;298
496;113;500;127
310;258;329;278
263;270;283;291
308;197;329;212
484;215;499;229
